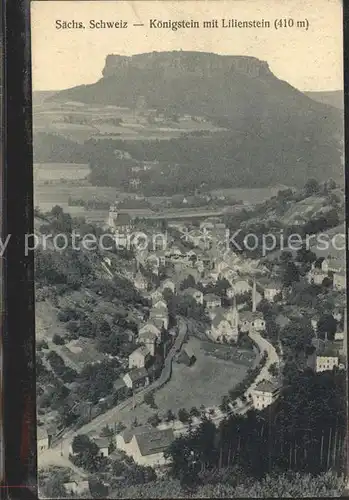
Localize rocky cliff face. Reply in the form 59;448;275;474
102;51;271;79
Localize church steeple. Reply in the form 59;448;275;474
231;295;239;328
252;279;257;313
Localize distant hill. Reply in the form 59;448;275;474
43;51;344;187
304;90;343;110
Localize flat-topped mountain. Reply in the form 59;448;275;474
45;51;343;187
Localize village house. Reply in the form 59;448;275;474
307;343;340;373
251;380;281;410
151;289;164;304
219;267;237;285
146;254;161;270
231;279;251;295
93;437;111;458
321;257;344;274
150;318;166;335
152;299;168;310
134;271;148;291
333;270;346;291
37;427;50;453
113;378;128;400
129;345;151;369
181;287;204;305
149;307;169;330
177;345;196;366
116;426;174;467
204;293;221;310
307;267;328;286
261;280;283;302
333;307;343;322
239;311;265;333
123;367;149;390
110;212;134;233
138;330;158;356
160;279;176;294
63;481;90;497
226;287;235;299
139;322;162;339
210;312;239;343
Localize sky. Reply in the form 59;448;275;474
31;0;343;92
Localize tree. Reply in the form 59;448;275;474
189;407;200;418
51;205;64;219
304;178;320;196
282;261;300;286
268;362;279;377
52;334;65;345
317;314;337;340
280;250;293;264
148;413;161;428
296;247;317;264
219;395;231;414
71;434;94;455
100;425;114;438
178;408;190;424
144;391;157;409
165;409;176;422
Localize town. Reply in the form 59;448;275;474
36;178;346;498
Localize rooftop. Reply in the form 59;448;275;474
254;380;280;393
136;428;175;456
114;213;132;226
204;293;221;302
113;378;127;392
125;367;148;383
181;287;202;296
240;311;264;322
130;345;150;358
94;437;110;449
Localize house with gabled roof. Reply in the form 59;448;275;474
204;293;221;310
239;311;265;333
128;345;151;369
63;481;90;497
93;437;111;458
123;367;149;390
181;287;204;305
251;379;281;410
116;426;174;467
160;279;176;294
139;321;162;339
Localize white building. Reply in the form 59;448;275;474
123;367;149;390
139;322;162;339
239;311;265;333
251;380;280;410
181;287;204;305
204;293;221;310
116;426;174;467
128;345;151;369
333;271;346;291
93;437;110;458
37;427;50;453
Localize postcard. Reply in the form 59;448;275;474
31;1;346;497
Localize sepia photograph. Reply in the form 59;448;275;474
31;0;346;497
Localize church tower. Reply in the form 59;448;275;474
231;295;239;329
252;279;257;313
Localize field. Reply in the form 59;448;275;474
33;98;227;143
34;163;90;182
211;186;291;205
110;336;254;429
154;337;253;411
34;162;117;222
